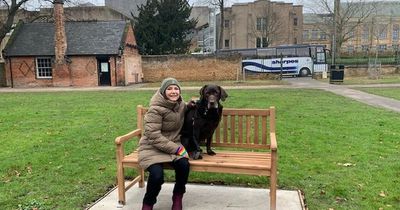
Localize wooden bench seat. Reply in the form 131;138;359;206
115;105;278;210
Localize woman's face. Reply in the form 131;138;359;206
165;85;180;101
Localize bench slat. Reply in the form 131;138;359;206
122;151;271;172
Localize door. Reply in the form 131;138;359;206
98;58;111;86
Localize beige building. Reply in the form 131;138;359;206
189;6;216;53
219;0;303;49
303;1;400;55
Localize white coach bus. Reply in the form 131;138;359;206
219;45;329;77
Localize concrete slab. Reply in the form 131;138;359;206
87;182;304;210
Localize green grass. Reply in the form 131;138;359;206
317;74;400;85
356;87;400;100
1;89;400;209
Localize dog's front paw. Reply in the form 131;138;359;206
207;149;216;156
192;151;203;160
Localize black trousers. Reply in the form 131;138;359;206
143;158;190;205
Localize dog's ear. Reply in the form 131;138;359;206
199;85;207;100
219;86;228;101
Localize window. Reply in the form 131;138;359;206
378;25;387;40
256;18;266;31
36;57;52;78
320;32;327;40
303;30;309;40
393;24;399;41
347;45;354;54
311;29;318;39
224;39;230;48
256;37;267;48
348;30;355;40
392;44;399;51
224;19;230;28
361;45;369;52
362;25;369;40
293;18;298;26
377;44;387;52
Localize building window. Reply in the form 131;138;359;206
256;37;267;48
392;44;399;51
377;44;387;52
256;18;266;31
36;57;52;79
347;45;354;54
378;25;387;40
293;18;298;26
362;25;369;40
348;30;355;40
320;32;327;40
393;24;399;41
361;45;369;52
303;30;309;40
224;39;230;48
311;29;318;39
224;19;230;28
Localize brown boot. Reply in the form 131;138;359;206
142;203;153;210
171;193;183;210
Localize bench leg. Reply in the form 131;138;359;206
139;167;145;188
117;163;126;205
270;166;277;210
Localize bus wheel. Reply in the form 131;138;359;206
299;68;310;77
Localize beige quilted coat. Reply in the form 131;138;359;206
138;90;186;170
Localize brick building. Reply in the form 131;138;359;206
218;0;303;49
2;1;142;88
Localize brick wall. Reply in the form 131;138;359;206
142;54;241;82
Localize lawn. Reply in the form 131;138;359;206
317;74;400;85
1;89;399;210
355;87;400;101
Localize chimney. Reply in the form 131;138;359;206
54;0;67;64
52;0;71;86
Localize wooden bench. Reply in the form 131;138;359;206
115;105;278;210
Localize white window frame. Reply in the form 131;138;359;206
36;57;53;79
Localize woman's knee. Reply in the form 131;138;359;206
147;164;165;185
175;158;190;171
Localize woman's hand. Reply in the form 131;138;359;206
176;146;189;159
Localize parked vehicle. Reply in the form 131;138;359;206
219;44;329;77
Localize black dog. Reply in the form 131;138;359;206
181;84;228;159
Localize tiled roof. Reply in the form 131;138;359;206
4;20;128;57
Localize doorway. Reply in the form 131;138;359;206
97;58;111;86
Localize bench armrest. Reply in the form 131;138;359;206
115;129;142;145
270;132;277;152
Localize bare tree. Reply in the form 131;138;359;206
0;0;31;46
302;0;377;58
0;0;84;45
249;2;281;48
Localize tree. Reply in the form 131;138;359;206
0;0;82;47
133;0;197;55
0;0;30;46
303;0;377;58
250;2;280;48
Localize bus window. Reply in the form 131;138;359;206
316;52;326;63
296;47;310;57
277;48;296;57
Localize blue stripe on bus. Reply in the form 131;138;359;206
242;61;297;71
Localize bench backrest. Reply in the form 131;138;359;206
136;105;276;150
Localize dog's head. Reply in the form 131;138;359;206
199;84;228;109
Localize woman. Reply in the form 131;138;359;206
138;77;190;210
